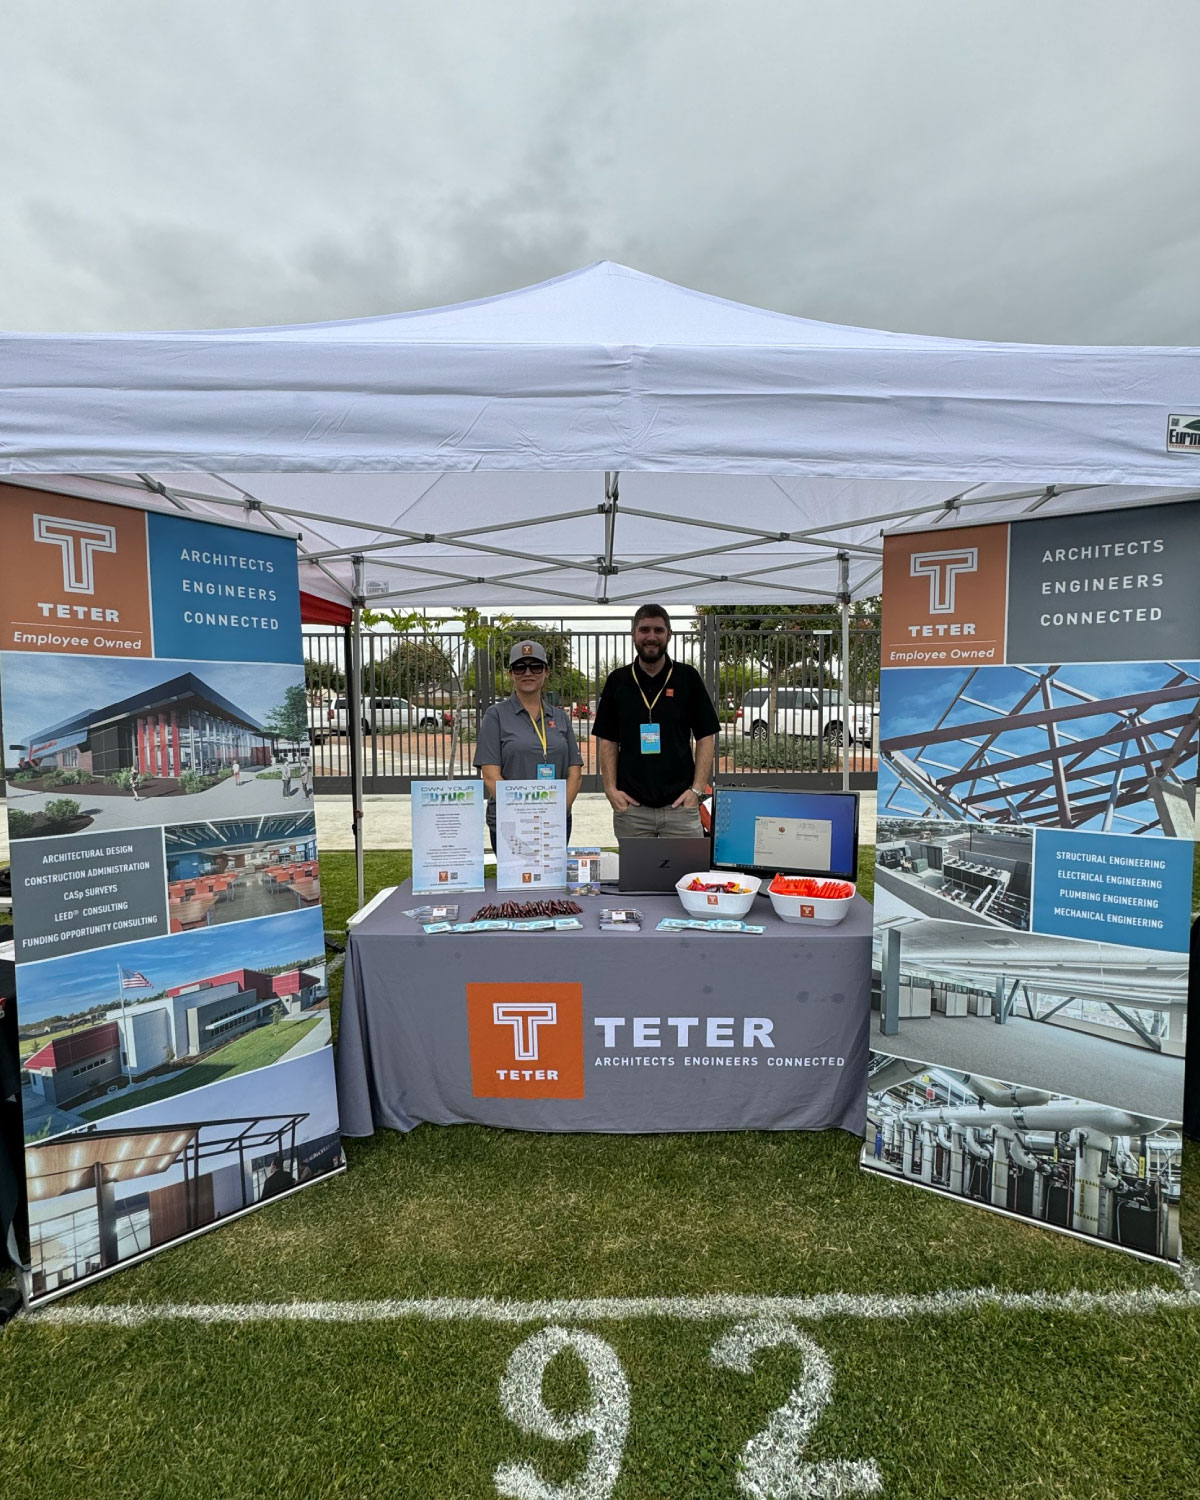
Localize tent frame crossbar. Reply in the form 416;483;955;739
89;473;1200;617
604;573;840;605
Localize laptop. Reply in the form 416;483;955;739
617;836;712;895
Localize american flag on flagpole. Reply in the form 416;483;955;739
119;966;151;989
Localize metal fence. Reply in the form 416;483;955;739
303;616;880;794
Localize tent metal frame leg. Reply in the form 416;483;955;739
349;559;366;911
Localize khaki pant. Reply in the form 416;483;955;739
612;803;704;839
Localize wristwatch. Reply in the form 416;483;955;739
690;785;706;797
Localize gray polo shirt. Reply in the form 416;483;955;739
474;694;582;819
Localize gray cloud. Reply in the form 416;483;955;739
2;0;1198;341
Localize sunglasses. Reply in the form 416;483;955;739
510;661;546;675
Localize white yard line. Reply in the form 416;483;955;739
32;1285;1200;1327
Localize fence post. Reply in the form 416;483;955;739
477;620;497;713
701;612;719;709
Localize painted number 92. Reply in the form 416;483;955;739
494;1318;881;1500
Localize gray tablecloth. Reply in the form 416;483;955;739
335;881;872;1136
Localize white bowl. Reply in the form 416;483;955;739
767;879;856;926
676;870;761;918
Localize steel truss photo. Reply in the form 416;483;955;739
879;661;1199;836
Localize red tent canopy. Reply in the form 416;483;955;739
300;590;352;626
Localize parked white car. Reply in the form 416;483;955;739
735;687;872;746
317;695;442;740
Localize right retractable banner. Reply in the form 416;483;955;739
862;498;1198;1262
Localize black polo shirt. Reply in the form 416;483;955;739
592;657;719;807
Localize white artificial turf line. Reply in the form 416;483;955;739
32;1285;1200;1327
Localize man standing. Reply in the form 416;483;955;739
592;603;719;838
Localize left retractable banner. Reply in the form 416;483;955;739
0;482;342;1304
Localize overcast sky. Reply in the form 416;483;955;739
3;1;1198;343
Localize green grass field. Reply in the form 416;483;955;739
1;847;1197;1499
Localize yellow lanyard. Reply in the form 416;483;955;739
531;703;549;756
634;662;673;721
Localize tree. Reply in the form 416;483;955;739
696;599;881;722
695;605;837;721
360;606;502;772
305;658;344;700
371;636;455;701
265;684;311;743
485;621;572;684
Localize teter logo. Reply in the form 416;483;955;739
33;514;118;594
880;524;1009;669
468;982;584;1098
910;547;978;614
0;484;154;657
492;1001;557;1060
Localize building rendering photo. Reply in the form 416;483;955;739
113;963;325;1074
17;669;277;777
16;906;329;1137
2;653;309;833
22;1045;344;1298
164;813;320;929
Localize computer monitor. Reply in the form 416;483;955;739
710;784;859;882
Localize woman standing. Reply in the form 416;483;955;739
474;641;583;850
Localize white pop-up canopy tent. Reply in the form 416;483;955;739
2;260;1198;893
2;260;1198;612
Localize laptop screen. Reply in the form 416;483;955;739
710;786;859;881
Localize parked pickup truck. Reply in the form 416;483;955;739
313;696;442;742
735;687;873;746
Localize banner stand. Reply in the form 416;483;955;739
862;498;1197;1264
0;483;344;1305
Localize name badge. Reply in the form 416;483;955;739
640;723;661;754
536;762;555;779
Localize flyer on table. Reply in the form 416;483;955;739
496;779;568;890
411;780;486;894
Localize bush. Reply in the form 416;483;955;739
257;770;284;780
179;770;211;795
11;770;38;784
42;797;82;829
56;768;89;785
38;768;68;788
719;733;825;772
8;809;37;837
216;767;234;780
